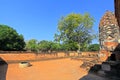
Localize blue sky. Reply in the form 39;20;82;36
0;0;114;43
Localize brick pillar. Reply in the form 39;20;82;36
99;50;111;61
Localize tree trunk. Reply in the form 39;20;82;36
77;43;81;53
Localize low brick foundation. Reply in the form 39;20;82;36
0;51;98;61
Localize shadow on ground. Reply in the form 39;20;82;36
79;63;109;80
0;57;8;80
79;61;120;80
79;44;120;80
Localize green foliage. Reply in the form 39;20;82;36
25;39;100;52
26;39;79;52
88;44;100;51
0;24;25;51
38;40;51;52
50;42;61;51
61;41;78;51
25;39;38;52
38;40;61;52
55;13;95;51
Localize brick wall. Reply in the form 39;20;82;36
0;51;98;61
0;53;36;61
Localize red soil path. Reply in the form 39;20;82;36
6;58;87;80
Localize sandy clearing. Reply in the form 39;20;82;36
6;58;87;80
0;58;109;80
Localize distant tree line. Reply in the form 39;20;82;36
0;13;100;52
25;39;100;52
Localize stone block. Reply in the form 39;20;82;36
102;62;111;71
98;70;106;76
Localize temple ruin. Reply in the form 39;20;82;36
99;11;119;51
98;0;120;78
99;0;120;61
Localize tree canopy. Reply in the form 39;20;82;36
55;13;95;51
0;24;25;51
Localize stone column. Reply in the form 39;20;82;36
99;11;119;51
99;11;119;61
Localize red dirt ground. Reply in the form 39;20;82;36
6;58;88;80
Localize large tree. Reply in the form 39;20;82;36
55;13;95;52
0;24;25;51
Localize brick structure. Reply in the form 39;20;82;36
99;11;119;51
99;0;120;61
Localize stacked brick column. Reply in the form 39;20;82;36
99;11;120;61
99;11;119;51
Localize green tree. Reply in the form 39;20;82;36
61;41;78;51
25;39;38;52
55;13;95;52
50;42;61;51
38;40;51;52
0;24;25;51
38;40;62;52
88;44;100;51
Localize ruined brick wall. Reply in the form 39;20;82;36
98;1;120;61
98;50;111;61
0;52;98;61
99;11;119;51
0;53;36;61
